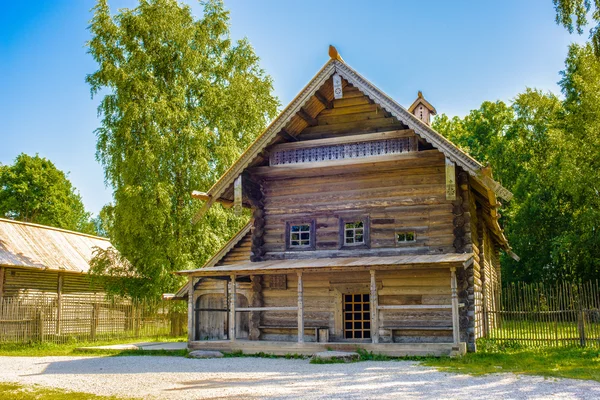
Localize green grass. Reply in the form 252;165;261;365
0;335;186;357
0;382;128;400
422;342;600;382
222;349;307;359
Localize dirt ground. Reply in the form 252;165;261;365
1;355;599;399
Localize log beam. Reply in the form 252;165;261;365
450;267;460;351
298;107;317;126
0;267;4;300
280;129;298;142
370;270;379;343
297;271;304;343
56;274;63;335
187;276;194;342
230;274;236;342
314;91;333;109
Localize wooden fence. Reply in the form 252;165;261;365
485;280;600;347
0;294;186;344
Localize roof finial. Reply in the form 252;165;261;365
328;45;344;62
418;91;423;98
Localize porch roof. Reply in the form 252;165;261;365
177;253;473;276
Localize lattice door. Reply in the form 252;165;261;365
343;294;371;339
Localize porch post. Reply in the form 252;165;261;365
230;274;236;342
187;276;194;342
297;271;304;343
370;270;379;343
450;267;460;349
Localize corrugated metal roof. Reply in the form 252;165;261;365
0;218;114;273
177;253;473;276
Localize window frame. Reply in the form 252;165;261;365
286;220;316;251
339;216;370;249
395;230;416;245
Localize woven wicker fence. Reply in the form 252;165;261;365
0;294;186;344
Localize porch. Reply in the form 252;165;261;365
188;339;466;357
180;254;472;357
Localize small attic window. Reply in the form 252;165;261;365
396;231;416;243
286;221;315;250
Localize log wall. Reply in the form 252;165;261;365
261;153;454;259
1;267;104;298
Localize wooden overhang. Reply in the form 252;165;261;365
176;253;473;277
191;48;512;223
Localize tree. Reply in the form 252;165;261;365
433;90;577;283
553;0;600;56
556;43;600;281
87;0;279;299
0;153;96;234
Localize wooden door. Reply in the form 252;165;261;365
196;294;227;340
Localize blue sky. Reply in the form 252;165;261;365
0;0;588;216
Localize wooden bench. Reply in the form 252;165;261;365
381;326;453;341
259;325;329;342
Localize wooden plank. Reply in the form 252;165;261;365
236;306;298;312
377;305;452;310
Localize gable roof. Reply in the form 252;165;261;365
0;218;114;273
193;49;512;222
202;221;252;269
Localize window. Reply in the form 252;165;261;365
343;294;371;339
396;231;416;243
290;224;311;247
344;221;364;245
339;216;369;249
286;221;315;250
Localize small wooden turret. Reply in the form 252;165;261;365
408;91;437;125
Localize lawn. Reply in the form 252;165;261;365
0;335;187;357
423;343;600;382
0;382;127;400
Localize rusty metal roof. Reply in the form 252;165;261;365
0;218;115;273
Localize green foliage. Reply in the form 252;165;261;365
433;49;600;283
0;153;96;234
554;0;600;57
86;0;279;299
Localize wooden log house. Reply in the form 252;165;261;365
0;218;111;300
177;47;516;356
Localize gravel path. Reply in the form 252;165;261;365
1;356;599;399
